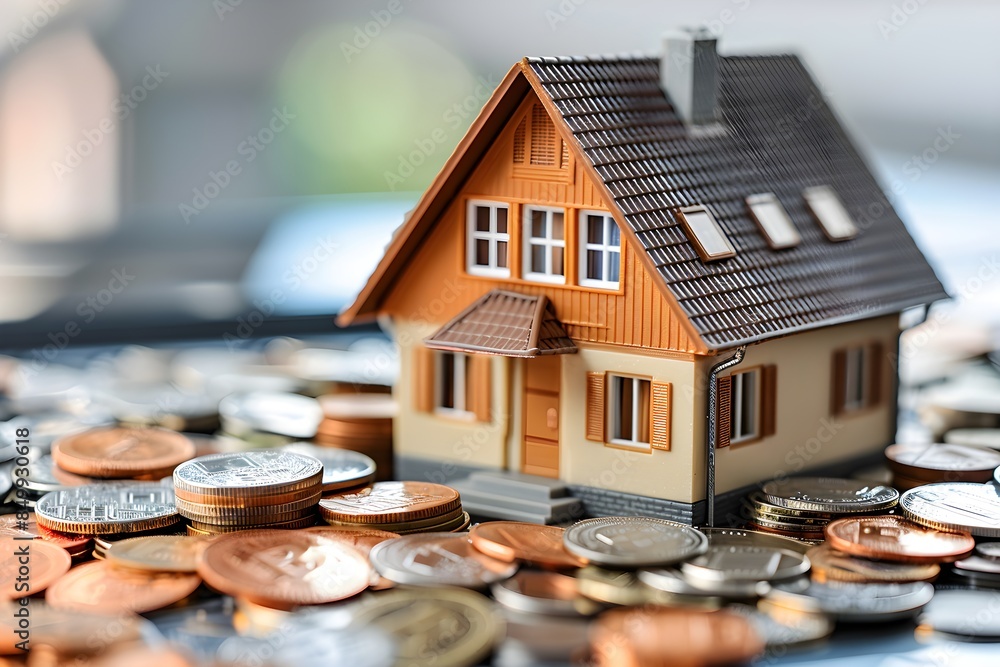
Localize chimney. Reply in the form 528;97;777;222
661;28;719;126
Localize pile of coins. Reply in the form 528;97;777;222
319;481;469;534
744;477;900;540
884;441;1000;490
313;394;396;480
173;450;324;535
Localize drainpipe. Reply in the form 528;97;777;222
705;344;746;527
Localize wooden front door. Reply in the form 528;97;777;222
522;355;561;478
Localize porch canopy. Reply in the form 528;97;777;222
423;289;577;358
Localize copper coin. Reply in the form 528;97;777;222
197;529;371;608
469;521;585;569
590;606;764;667
885;443;1000;483
807;544;940;583
825;515;975;563
174;483;321;507
318;481;461;524
1;537;71;599
53;427;195;478
46;561;201;613
106;535;208;573
305;526;400;589
0;514;91;553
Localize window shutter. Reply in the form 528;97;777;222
761;365;777;438
469;354;492;423
530;104;556;166
413;346;435;413
585;372;606;442
513;117;526;164
560;139;570;169
868;342;884;407
832;349;847;416
650;381;672;451
716;375;732;448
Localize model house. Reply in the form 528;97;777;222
339;31;946;524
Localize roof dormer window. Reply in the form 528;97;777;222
677;205;736;262
746;193;801;249
804;186;858;241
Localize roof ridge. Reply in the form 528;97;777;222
523;53;799;65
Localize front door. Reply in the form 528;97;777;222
522;355;561;478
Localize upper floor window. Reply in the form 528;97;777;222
804;186;858;241
523;207;565;284
730;369;760;444
513;104;570;171
608;374;651;450
678;205;737;262
436;351;472;418
580;211;621;290
746;193;801;249
466;200;510;277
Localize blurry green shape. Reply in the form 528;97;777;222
278;20;479;195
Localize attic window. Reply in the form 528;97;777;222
746;193;801;249
513;118;526;164
804;186;858;241
530;104;556;166
513;104;569;174
677;205;736;262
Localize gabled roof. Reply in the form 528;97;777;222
341;53;947;352
424;290;577;357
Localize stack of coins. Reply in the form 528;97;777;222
318;481;468;534
884;442;1000;490
313;394;396;481
172;450;324;535
50;426;195;483
745;477;900;540
949;543;1000;589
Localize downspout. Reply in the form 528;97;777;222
705;344;747;527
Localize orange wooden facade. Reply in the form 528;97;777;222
382;91;701;354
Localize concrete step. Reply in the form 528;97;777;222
452;471;585;524
466;470;570;501
461;500;551;524
453;483;582;523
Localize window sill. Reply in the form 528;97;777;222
522;272;567;285
466;266;511;279
433;408;476;423
605;439;653;454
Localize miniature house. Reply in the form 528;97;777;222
339;31;946;524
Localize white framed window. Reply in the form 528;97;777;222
841;345;870;412
608;374;651;450
579;211;621;289
803;186;858;241
435;351;472;417
730;369;760;444
467;200;510;277
523;207;565;283
746;193;801;249
677;205;737;262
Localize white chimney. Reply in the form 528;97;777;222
661;28;719;126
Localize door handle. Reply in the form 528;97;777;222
547;407;558;431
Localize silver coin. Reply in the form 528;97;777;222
976;542;1000;560
283;443;376;492
917;589;1000;639
761;477;899;513
13;455;70;494
562;516;708;568
172;449;323;494
574;566;685;607
681;545;810;585
900;482;1000;537
35;482;178;533
765;580;934;622
370;532;517;588
726;603;833;647
698;527;812;554
953;555;1000;575
945;428;1000;451
491;571;603;617
219;391;323;439
637;567;767;600
216;625;393;667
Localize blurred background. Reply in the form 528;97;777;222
0;0;997;349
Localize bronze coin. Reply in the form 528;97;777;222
807;544;940;583
306;526;400;589
53;427;195;478
469;521;585;569
885;442;1000;483
318;481;461;525
106;535;208;573
0;514;91;554
173;483;321;507
197;529;371;608
1;538;71;599
46;561;201;613
745;522;824;541
825;515;975;563
187;514;319;534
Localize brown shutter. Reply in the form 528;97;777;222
469;355;492;423
530;104;556;166
716;375;732;448
513;117;526;164
761;365;777;438
413;346;435;413
832;349;847;416
585;372;606;442
868;342;884;407
650;381;672;451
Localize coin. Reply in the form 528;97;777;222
349;587;504;667
52;426;194;479
681;545;810;586
726;603;833;648
197;529;371;608
322;505;465;532
574;566;682;607
900;482;1000;537
638;566;765;601
945;428;1000;450
761;477;899;513
318;481;461;524
746;521;825;542
370;532;517;588
1;537;71;598
562;516;708;568
219;391;323;439
492;570;603;617
807;544;940;583
764;580;934;622
176;493;321;521
396;510;471;535
305;526;399;588
319;393;398;420
976;542;1000;560
953;554;1000;576
746;492;844;520
187;514;318;534
172;450;323;498
35;483;180;535
105;535;207;573
824;515;974;563
283;443;376;492
0;513;91;554
46;560;201;613
590;607;764;667
699;527;812;554
469;522;585;569
885;442;1000;482
916;589;1000;640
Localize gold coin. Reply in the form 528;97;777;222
106;535;208;573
